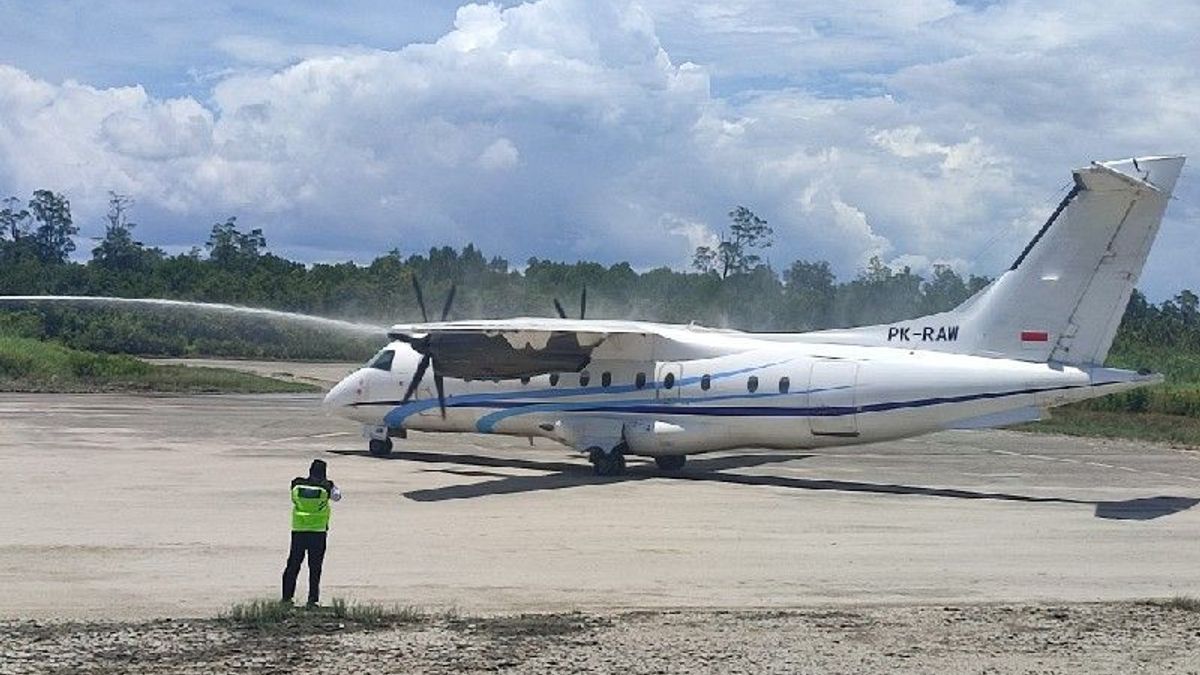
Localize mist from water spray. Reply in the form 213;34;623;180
0;296;388;336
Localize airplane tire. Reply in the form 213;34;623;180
589;446;626;477
654;455;686;472
368;438;394;457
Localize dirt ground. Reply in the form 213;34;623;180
4;603;1200;674
4;361;1200;673
5;391;1200;620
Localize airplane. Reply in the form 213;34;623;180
323;155;1186;476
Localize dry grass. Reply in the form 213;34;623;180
223;598;430;631
1157;596;1200;612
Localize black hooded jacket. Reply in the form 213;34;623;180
292;459;335;492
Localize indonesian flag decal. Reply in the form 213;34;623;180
1021;330;1050;342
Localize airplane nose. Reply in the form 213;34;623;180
323;377;353;411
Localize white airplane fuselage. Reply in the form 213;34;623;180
323;331;1150;455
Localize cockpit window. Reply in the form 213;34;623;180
367;349;395;371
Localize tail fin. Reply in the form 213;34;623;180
816;155;1185;365
959;155;1184;365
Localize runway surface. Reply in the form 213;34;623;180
2;391;1199;620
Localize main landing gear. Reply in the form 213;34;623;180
587;445;689;475
589;445;627;476
654;454;686;472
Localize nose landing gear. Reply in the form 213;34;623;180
368;438;393;457
364;424;402;457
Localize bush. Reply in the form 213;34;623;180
0;336;317;393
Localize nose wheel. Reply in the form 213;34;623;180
368;438;393;457
588;445;626;476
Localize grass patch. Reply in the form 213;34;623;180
0;336;318;393
1149;596;1200;612
327;598;428;626
1020;407;1200;448
224;598;295;627
1015;342;1200;448
223;598;430;632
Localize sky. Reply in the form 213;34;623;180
0;0;1197;298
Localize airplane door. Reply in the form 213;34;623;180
808;361;859;436
655;362;683;401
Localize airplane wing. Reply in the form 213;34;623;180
386;317;740;379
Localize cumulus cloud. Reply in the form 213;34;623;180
0;0;1196;296
476;138;520;170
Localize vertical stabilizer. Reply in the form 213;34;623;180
961;155;1184;365
813;156;1185;366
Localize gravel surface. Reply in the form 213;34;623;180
4;603;1200;674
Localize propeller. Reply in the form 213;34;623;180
553;286;587;320
401;276;456;418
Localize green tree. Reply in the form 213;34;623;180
206;217;266;269
693;205;773;278
92;192;156;271
0;196;38;264
692;246;718;275
835;257;923;326
783;259;836;329
0;196;31;241
28;190;76;264
920;264;970;314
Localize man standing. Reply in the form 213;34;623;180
282;459;342;607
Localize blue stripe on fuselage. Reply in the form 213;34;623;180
377;360;792;428
373;382;1098;432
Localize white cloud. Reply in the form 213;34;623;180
0;0;1197;297
477;138;520;170
663;213;718;265
101;98;213;161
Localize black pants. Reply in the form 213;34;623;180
282;531;327;604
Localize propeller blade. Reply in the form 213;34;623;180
553;298;567;319
411;276;429;323
440;284;457;322
401;354;430;404
579;286;587;320
433;370;447;418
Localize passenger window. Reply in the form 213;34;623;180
663;372;675;389
579;371;591;387
747;376;759;393
549;373;559;387
779;376;790;394
601;372;612;387
367;349;394;371
635;372;646;389
701;374;711;391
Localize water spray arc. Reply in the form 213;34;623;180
0;295;388;336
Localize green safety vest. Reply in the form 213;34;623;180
291;484;331;532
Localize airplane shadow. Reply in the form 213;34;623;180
327;449;1199;521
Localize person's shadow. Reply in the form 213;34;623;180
329;448;1199;521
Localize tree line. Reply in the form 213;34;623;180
1;190;1198;372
